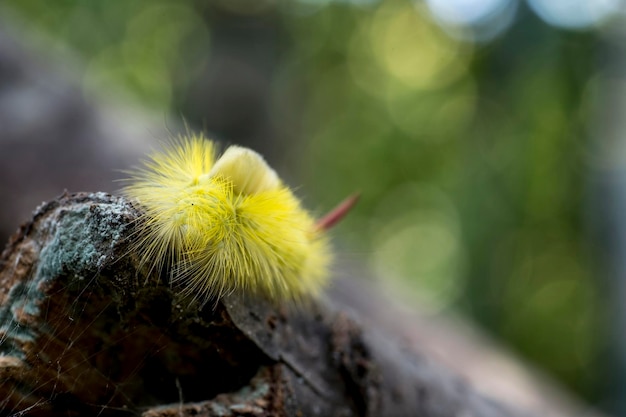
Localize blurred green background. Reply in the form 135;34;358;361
0;0;622;411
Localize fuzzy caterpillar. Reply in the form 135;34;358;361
123;134;334;305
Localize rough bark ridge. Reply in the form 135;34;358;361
0;192;533;417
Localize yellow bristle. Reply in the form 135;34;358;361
123;134;331;305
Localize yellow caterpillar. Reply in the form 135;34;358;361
123;134;347;305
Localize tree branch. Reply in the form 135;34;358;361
0;192;575;416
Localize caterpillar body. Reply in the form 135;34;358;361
123;134;333;305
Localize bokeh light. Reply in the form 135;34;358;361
371;183;467;310
426;0;512;24
527;0;620;29
425;0;519;41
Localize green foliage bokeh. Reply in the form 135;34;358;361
3;0;609;404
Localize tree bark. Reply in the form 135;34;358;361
0;192;540;417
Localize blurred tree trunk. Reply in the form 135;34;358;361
178;4;287;163
590;18;626;416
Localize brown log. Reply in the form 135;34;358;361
0;192;578;416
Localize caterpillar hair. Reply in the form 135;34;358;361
123;134;347;306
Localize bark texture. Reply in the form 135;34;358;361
0;192;538;417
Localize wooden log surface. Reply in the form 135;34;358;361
0;191;543;417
